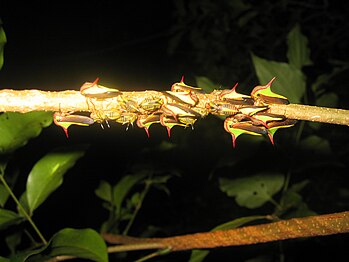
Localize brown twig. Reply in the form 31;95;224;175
45;212;349;261
103;211;349;252
268;103;349;126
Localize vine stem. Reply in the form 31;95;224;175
122;179;152;236
0;174;48;245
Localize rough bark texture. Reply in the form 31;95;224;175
103;211;349;251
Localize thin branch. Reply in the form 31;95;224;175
45;212;349;262
1;89;348;126
103;211;349;251
0;174;48;245
268;103;349;126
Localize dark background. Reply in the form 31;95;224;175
0;1;189;90
1;1;349;261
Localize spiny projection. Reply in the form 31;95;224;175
53;77;296;146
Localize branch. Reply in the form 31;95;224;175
0;89;348;126
46;212;349;261
268;103;349;126
0;78;348;144
103;211;349;252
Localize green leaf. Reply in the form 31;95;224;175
25;146;86;214
0;112;53;154
219;173;285;209
316;92;338;108
0;166;19;208
0;208;23;230
280;191;303;211
0;257;10;262
285;202;317;219
278;180;315;218
48;228;108;262
95;180;113;202
113;174;146;216
288;179;310;193
189;250;210;262
211;215;267;231
195;76;220;93
0;19;6;70
300;135;331;154
251;53;306;103
10;243;52;262
5;231;22;255
311;66;348;94
0;184;9;207
287;24;312;69
189;216;266;262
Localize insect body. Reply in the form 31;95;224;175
53;112;94;137
219;83;253;104
136;114;161;137
251;77;289;105
207;101;238;116
138;97;163;112
114;112;138;129
164;91;199;107
224;117;267;148
171;76;203;92
161;103;201;121
267;119;297;145
80;78;122;98
160;115;187;137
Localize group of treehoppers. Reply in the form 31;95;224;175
54;77;296;147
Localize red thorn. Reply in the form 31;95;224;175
166;127;171;138
268;133;275;146
92;77;100;85
63;128;69;138
180;75;185;83
231;135;236;148
232;82;239;91
145;127;150;138
266;77;276;87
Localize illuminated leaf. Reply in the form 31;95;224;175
316;92;338;108
287;24;312;69
113;174;146;216
25;146;86;214
0;112;52;154
48;228;108;262
195;76;220;93
95;180;112;202
219;173;284;208
0;209;23;230
251;53;305;103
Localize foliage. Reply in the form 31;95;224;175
0;112;52;155
47;228;108;262
0;18;5;71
